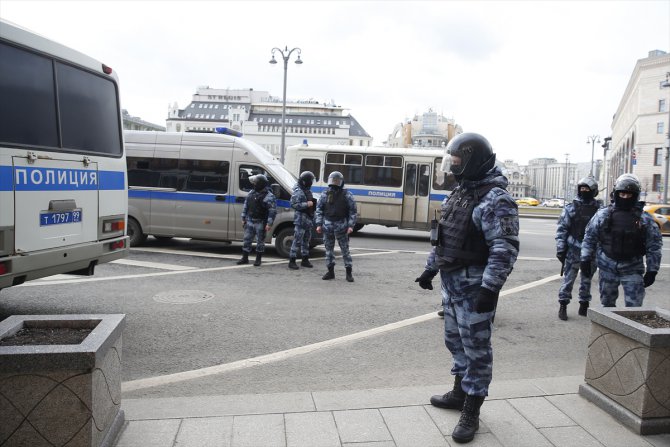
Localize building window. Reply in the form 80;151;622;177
658;122;665;134
660;99;667;113
653;174;661;192
655;147;664;166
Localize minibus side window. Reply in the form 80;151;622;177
180;159;229;193
299;158;321;181
364;155;402;187
239;164;291;200
127;157;160;187
325;152;362;185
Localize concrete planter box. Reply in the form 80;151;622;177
0;314;126;447
579;307;670;435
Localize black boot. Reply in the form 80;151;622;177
322;265;335;280
300;256;313;268
578;301;589;316
253;252;262;267
430;375;465;409
558;301;568;321
451;395;485;444
288;257;299;270
236;253;249;265
345;266;354;282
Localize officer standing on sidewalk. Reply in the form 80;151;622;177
580;174;662;307
415;133;519;444
236;174;277;267
315;171;358;282
555;177;602;321
288;171;316;270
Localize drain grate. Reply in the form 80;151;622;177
152;290;214;304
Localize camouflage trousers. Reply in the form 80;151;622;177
440;268;494;396
290;222;313;258
322;219;352;268
558;248;596;303
241;220;267;254
598;268;645;307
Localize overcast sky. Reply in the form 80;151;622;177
2;0;669;164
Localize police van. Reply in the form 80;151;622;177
124;129;322;257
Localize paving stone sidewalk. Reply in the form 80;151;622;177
115;375;670;447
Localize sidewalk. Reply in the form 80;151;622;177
115;375;670;447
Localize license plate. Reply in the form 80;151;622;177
40;210;83;226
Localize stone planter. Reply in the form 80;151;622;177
0;314;126;447
579;307;670;435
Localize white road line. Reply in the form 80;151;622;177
131;247;240;260
121;274;563;392
111;259;196;271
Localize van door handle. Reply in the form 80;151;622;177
235;197;245;203
215;195;226;201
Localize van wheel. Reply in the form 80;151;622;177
275;228;294;258
128;218;148;247
352;223;365;233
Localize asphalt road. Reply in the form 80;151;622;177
0;218;668;400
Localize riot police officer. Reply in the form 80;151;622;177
315;171;358;282
415;133;519;444
580;174;662;307
555;176;602;320
288;171;316;269
237;174;277;267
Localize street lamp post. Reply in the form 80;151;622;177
660;72;670;204
601;137;611;199
587;135;600;177
564;153;570;203
269;46;302;164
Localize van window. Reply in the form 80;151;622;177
239;164;291;200
299;158;321;181
128;157;181;189
180;159;229;193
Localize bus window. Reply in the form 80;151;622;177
404;164;417;195
365;155;403;187
325;152;362;185
299;158;321;181
180;159;229;193
418;164;430;197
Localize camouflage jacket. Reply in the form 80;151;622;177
315;186;358;228
555;198;602;253
241;187;277;226
290;183;315;226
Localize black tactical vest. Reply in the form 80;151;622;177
324;188;349;220
435;184;496;270
599;206;646;261
304;189;315;217
569;200;599;242
247;190;269;220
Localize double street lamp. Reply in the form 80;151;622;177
587;135;600;177
269;46;302;164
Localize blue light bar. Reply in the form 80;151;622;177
215;127;243;137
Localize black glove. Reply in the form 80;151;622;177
475;287;499;313
580;260;592;278
415;270;437;290
643;271;657;288
556;251;566;264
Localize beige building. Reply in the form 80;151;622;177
525;158;579;201
501;160;531;199
166;87;372;159
386;110;462;148
608;49;670;203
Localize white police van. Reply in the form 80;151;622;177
124;129;322;257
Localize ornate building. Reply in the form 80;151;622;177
386;110;462;149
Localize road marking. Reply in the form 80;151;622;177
111;259;197;271
121;274;562;392
132;247;241;260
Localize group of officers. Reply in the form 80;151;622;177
233;132;663;445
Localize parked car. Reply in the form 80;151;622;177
643;204;670;235
516;197;540;206
541;198;565;208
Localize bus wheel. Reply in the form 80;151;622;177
352;223;365;233
128;218;148;247
274;227;294;258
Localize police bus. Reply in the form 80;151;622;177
0;20;128;291
284;143;456;232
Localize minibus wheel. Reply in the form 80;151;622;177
274;227;294;258
128;217;148;247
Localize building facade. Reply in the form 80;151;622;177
386;110;462;148
501;160;531;199
525;157;579;201
166;87;372;158
608;49;670;203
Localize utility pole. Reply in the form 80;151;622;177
564;153;570;203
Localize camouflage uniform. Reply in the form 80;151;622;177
289;183;315;258
581;204;662;307
315;186;357;268
555;198;601;304
425;167;519;396
240;187;277;254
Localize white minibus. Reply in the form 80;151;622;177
284;143;456;232
124;129;322;257
0;20;128;291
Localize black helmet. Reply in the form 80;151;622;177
251;174;268;190
327;171;344;187
445;132;496;180
577;176;598;199
298;171;315;188
613;173;640;209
